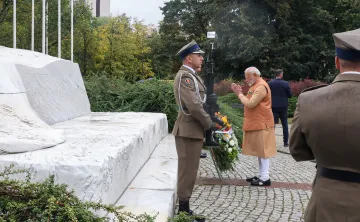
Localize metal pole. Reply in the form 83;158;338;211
13;0;16;48
31;0;35;51
71;0;74;62
204;33;220;147
46;0;48;54
42;0;46;53
58;0;61;58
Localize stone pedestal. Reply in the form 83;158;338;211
0;46;178;221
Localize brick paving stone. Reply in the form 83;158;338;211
275;124;291;154
184;185;311;221
173;123;315;221
198;148;316;184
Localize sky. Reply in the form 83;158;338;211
110;0;169;26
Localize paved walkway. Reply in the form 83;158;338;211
189;124;316;222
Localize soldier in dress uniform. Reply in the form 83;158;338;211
196;66;209;159
290;28;360;221
172;40;221;220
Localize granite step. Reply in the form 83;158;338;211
115;134;178;222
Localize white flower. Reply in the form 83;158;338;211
229;140;235;147
225;144;229;148
228;148;232;153
222;134;229;142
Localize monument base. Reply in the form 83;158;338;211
0;46;178;221
0;112;177;221
115;134;177;221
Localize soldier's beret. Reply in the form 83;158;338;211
333;28;360;62
176;40;205;59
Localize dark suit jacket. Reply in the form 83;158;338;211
268;78;292;109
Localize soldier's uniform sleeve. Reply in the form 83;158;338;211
179;74;212;130
289;85;327;161
289;95;315;161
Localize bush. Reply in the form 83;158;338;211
168;212;205;222
0;165;157;222
213;79;250;96
290;78;327;97
213;79;233;96
85;75;178;132
288;97;298;117
85;75;244;135
217;93;239;105
217;100;243;145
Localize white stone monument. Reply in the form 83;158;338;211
0;46;177;221
0;46;87;154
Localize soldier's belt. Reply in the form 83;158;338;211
178;105;206;111
318;166;360;183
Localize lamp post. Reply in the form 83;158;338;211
204;31;225;179
42;0;46;53
205;31;219;111
70;0;74;62
31;0;34;51
204;31;221;146
58;0;61;58
13;0;16;48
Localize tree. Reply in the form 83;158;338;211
93;16;154;81
157;0;360;82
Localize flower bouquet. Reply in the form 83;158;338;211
210;112;241;173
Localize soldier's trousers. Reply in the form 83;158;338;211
175;136;203;201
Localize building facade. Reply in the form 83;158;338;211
85;0;110;17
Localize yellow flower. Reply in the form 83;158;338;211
221;116;228;124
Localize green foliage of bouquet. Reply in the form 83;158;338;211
211;112;241;172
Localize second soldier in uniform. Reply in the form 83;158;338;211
290;28;360;221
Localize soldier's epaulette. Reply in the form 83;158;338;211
180;72;192;79
300;84;328;94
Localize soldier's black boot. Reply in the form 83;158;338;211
178;200;190;213
178;200;206;222
200;152;207;158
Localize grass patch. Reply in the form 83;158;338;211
288;118;293;124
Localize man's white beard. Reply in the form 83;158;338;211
248;80;255;86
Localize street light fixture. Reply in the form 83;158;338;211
204;31;221;147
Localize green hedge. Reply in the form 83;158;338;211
85;75;244;139
218;92;298;118
217;93;239;105
0;165;157;222
217;99;244;145
288;97;298;117
85;75;178;132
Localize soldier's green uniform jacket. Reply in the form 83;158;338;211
289;28;360;222
172;66;212;140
